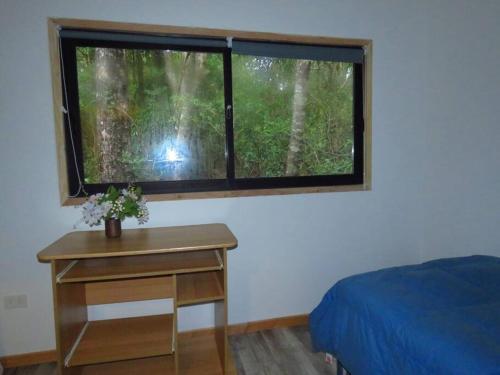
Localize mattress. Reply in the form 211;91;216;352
309;255;500;375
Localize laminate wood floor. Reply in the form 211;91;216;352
230;325;338;375
4;326;338;375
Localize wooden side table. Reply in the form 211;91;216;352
37;224;238;375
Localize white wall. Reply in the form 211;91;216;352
0;0;499;357
416;1;500;260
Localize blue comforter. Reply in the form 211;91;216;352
309;255;500;375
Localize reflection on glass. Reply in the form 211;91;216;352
232;55;354;178
76;47;226;183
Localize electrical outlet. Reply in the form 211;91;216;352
4;294;28;309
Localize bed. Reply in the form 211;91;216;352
309;255;500;375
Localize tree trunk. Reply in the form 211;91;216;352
167;52;207;179
95;48;131;182
175;53;207;144
285;59;311;176
163;51;178;92
135;51;145;105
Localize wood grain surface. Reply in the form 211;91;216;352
60;250;221;283
38;224;237;261
68;315;174;367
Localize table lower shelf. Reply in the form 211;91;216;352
68;314;173;367
80;355;175;375
76;332;235;375
178;331;236;375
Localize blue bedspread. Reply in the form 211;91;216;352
309;255;500;375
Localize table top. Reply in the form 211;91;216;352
37;223;237;262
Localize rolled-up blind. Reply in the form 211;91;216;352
59;29;227;49
232;40;364;63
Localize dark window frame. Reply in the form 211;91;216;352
59;29;365;197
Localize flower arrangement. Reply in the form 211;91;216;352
81;185;149;227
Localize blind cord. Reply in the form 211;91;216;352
57;28;87;198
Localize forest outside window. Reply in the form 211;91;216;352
58;28;367;197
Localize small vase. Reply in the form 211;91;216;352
105;218;122;238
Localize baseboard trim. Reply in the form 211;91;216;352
0;313;309;368
229;313;308;335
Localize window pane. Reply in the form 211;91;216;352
76;47;226;183
232;55;354;178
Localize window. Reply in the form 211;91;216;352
55;24;369;199
230;41;365;189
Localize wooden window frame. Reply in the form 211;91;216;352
48;18;372;206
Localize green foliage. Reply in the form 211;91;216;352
81;185;148;227
76;47;355;183
233;56;354;177
99;185;145;221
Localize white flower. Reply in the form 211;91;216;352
81;194;113;226
80;187;149;227
122;187;138;200
137;197;149;225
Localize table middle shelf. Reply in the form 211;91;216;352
177;271;225;306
